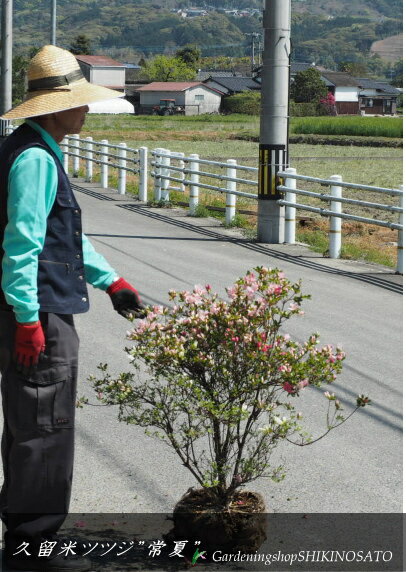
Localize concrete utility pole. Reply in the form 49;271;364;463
257;0;291;243
245;32;261;75
0;0;13;135
51;0;56;45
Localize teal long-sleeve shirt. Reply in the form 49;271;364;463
1;120;118;323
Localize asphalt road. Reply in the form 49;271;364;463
1;180;403;518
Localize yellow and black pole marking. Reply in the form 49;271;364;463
258;144;288;200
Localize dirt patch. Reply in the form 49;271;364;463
370;33;403;62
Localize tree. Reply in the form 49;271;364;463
339;61;368;77
12;54;29;105
69;35;93;55
387;59;403;87
142;55;196;82
175;45;201;67
290;68;328;104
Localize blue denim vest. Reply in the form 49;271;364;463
0;123;90;315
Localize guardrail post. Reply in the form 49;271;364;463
161;149;171;202
101;139;109;188
154;148;163;201
226;159;237;225
72;134;80;177
139;146;148;202
284;167;297;243
0;119;10;138
178;152;186;193
85;137;93;182
118;142;127;195
329;174;342;259
189;154;200;215
397;185;403;274
62;137;69;172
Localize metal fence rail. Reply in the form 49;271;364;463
151;148;258;224
62;135;149;200
277;168;403;273
4;128;402;273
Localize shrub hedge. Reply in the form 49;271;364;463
222;92;261;115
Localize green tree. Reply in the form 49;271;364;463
386;59;403;87
339;61;368;76
142;55;196;82
290;68;328;103
69;35;93;55
12;54;29;105
175;45;201;67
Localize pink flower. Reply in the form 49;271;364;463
227;286;238;299
151;305;163;314
185;293;202;304
298;379;309;390
74;521;86;528
245;286;257;298
193;285;206;296
278;364;292;373
266;284;282;296
244;272;256;285
283;382;295;394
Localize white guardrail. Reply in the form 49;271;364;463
5;128;403;274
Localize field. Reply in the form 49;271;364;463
80;114;403;268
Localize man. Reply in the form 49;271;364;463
0;45;145;571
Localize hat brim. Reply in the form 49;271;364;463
1;80;124;120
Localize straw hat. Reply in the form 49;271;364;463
1;45;124;120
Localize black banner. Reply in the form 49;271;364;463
2;513;403;571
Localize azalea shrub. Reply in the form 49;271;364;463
90;267;370;505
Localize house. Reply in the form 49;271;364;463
136;82;223;115
319;71;360;114
356;78;399;115
196;70;241;82
75;55;126;90
203;76;261;96
319;71;399;115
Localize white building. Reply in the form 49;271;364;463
136;82;223;115
75;55;126;89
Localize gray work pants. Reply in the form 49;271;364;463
0;310;79;541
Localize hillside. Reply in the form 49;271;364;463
13;0;403;74
370;34;404;62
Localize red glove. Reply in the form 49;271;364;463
107;277;146;319
14;321;46;376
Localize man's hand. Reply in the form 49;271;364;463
107;277;146;319
14;321;46;376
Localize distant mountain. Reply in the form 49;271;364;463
13;0;403;72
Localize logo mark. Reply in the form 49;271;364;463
191;547;206;566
